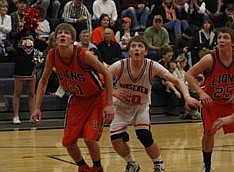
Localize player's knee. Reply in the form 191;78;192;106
110;132;129;142
136;129;154;148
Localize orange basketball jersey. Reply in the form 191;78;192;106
203;49;234;105
48;46;104;97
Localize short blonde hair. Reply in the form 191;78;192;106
0;0;8;8
54;23;77;42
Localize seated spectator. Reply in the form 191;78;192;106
0;0;12;60
91;13;116;45
92;0;119;32
152;44;184;116
183;0;206;28
161;0;189;42
144;15;170;61
224;2;234;29
115;17;138;58
62;0;92;40
97;28;121;66
29;0;50;17
35;6;51;42
204;0;225;28
121;0;150;31
74;29;97;49
195;17;217;51
173;25;197;70
46;0;61;31
10;0;28;47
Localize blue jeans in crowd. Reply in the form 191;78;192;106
122;7;150;30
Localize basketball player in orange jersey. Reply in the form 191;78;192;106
185;27;234;172
30;23;114;172
109;36;200;172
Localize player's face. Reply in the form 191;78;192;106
217;32;233;50
56;29;73;46
129;41;148;60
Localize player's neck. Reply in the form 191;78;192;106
58;45;74;57
130;58;144;69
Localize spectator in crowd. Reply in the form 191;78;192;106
224;2;234;29
204;0;225;28
195;17;217;51
183;0;206;28
160;0;189;42
173;25;197;70
92;0;118;31
152;44;184;116
91;13;116;45
97;28;121;66
115;17;138;58
46;0;61;31
0;0;11;59
6;0;18;14
35;6;51;42
121;0;150;31
62;0;92;41
144;15;170;61
10;0;28;46
147;0;163;27
29;0;50;18
74;29;97;49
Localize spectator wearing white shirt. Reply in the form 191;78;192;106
62;0;92;40
92;0;118;31
0;0;11;58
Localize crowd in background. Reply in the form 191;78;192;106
0;0;233;123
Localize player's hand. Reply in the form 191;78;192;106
104;105;114;124
199;92;213;107
113;89;131;101
211;118;223;134
185;96;201;111
30;109;42;125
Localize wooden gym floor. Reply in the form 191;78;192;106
0;123;233;172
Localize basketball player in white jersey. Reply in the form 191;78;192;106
109;36;200;172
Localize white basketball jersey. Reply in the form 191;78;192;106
116;58;154;104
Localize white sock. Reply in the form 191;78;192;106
152;156;163;163
124;153;136;163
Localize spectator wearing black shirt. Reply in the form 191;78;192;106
97;28;121;65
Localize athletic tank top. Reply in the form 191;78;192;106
48;46;104;97
116;58;154;104
203;49;234;104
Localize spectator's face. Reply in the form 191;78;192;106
203;20;211;30
73;0;82;7
0;4;8;15
225;7;234;21
163;52;173;63
18;21;24;31
153;20;162;30
121;22;130;30
101;16;110;27
80;32;90;44
104;28;112;41
16;1;27;11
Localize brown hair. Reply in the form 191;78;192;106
128;35;149;50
